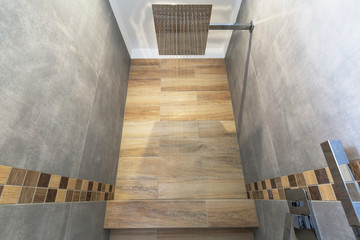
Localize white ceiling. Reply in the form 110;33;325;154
109;0;242;58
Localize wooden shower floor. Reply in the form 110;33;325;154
115;59;247;201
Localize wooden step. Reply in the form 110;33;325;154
104;199;258;229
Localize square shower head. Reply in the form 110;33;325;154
152;4;212;55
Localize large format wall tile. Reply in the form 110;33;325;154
226;0;360;239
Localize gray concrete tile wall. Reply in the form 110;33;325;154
226;0;360;239
0;0;130;239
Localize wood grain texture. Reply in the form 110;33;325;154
105;200;207;228
115;179;158;200
122;121;199;139
157;229;254;240
198;121;237;138
161;78;229;91
120;139;159;157
127;78;161;94
111;229;157;240
124;106;160;121
117;157;202;178
158;177;246;199
207;200;258;227
161;104;233;121
201;157;243;177
126;92;197;106
105;199;258;229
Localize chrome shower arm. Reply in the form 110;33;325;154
209;21;254;32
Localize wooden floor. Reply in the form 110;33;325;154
116;59;246;201
108;59;256;238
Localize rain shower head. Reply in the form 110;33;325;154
152;4;212;55
152;4;254;56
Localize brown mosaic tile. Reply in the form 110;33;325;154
37;173;51;188
261;181;266;190
23;171;40;187
65;190;74;202
281;176;290;188
250;182;255;191
0;186;3;198
75;180;82;190
91;192;96;201
101;183;106;192
67;178;77;190
288;175;297;187
295;173;306;186
346;182;360;201
245;184;250;192
318;184;336;201
0;165;11;184
33;188;47;203
278;188;286;200
265;179;271;189
7;168;26;186
56;189;67;203
88;181;93;191
86;192;92;201
98;183;103;192
93;182;98;192
248;191;253;199
105;192;109;200
59;177;69;189
0;186;21;204
268;190;273;199
18;187;35;204
100;192;105;200
254;182;258;190
349;162;360;180
96;192;101;201
270;179;276;189
72;191;80;202
315;168;330;184
82;180;89;191
49;175;61;188
80;191;87;201
246;192;250;199
308;186;322;200
263;190;269;200
275;177;283;188
325;167;334;183
303;170;318;186
105;184;110;192
46;189;57;203
272;189;280;200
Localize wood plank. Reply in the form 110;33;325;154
115;179;158;200
160;105;234;121
122;121;199;139
130;66;194;78
117;157;202;178
159;138;241;157
157;229;254;240
201;157;243;178
161;78;229;91
120;139;159;157
124;106;160;121
158;177;247;199
110;229;157;240
104;200;207;228
198;121;237;138
126;92;197;106
127;78;161;93
197;91;231;105
207;200;258;227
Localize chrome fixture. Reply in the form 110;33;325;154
283;189;321;240
321;140;360;239
152;4;254;55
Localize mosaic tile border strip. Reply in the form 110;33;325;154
246;166;339;201
0;164;115;205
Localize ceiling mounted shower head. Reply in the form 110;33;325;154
152;4;254;56
152;4;212;55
